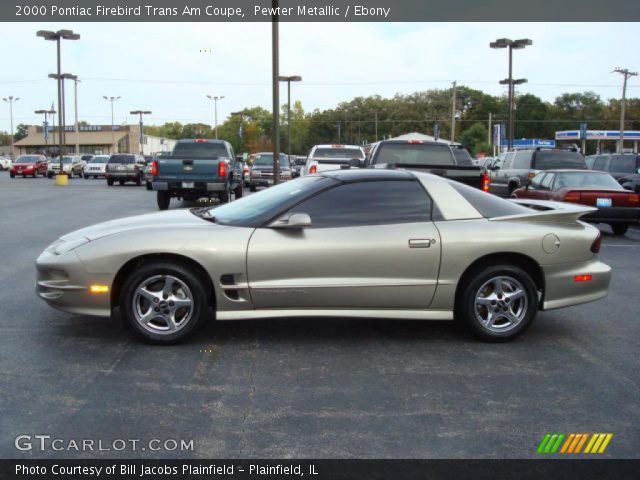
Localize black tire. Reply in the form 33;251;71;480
507;182;518;196
611;223;628;236
119;261;210;344
249;183;257;192
234;183;244;199
10;172;15;178
119;179;125;186
47;172;52;179
68;170;73;179
32;172;37;178
107;178;114;186
456;264;538;342
219;186;230;203
146;181;152;191
135;174;142;186
157;191;170;210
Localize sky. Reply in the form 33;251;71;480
0;22;639;133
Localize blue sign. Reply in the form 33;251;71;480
512;139;556;149
43;121;48;140
580;123;588;140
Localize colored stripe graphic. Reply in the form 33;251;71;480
538;433;613;454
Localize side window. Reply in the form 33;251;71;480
289;180;432;228
540;173;555;190
502;153;515;170
512;151;532;169
610;155;636;173
530;173;545;188
593;155;609;171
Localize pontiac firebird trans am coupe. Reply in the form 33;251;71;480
36;169;612;344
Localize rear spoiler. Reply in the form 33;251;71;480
493;199;597;223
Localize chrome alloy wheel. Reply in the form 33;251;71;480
132;275;194;334
474;275;528;333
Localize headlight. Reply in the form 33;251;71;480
47;237;90;255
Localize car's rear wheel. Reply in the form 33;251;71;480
457;264;538;342
119;179;125;186
219;186;230;203
10;172;15;178
610;223;628;236
234;183;244;199
249;184;257;192
119;262;209;344
135;174;142;186
107;178;114;186
146;181;152;191
157;191;170;210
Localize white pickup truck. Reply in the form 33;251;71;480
303;144;366;175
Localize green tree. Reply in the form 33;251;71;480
14;124;29;141
459;122;488;155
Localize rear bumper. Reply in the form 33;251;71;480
542;260;611;311
582;207;640;224
106;172;139;179
152;181;226;193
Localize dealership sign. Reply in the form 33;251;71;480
556;130;640;140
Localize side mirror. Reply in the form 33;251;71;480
269;212;312;229
492;165;500;171
349;158;362;168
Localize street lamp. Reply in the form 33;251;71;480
490;37;532;150
278;75;302;164
35;109;52;148
231;110;245;153
37;29;80;162
103;96;121;153
130;110;152;155
2;96;19;159
206;95;224;139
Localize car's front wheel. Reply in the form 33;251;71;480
119;262;209;344
456;264;538;342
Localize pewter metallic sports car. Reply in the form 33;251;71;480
36;169;611;344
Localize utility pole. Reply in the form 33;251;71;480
278;75;302;163
488;112;492;146
450;81;457;143
271;0;280;185
374;111;378;142
2;96;19;159
130;110;152;155
613;68;638;153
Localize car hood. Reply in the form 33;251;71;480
13;162;37;167
252;165;291;171
60;209;213;242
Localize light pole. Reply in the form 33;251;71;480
278;75;302;163
103;96;121;153
490;38;532;150
37;29;80;163
612;68;638;153
206;95;224;139
231;111;245;154
35;108;52;148
271;0;280;185
2;96;19;159
450;81;457;143
130;110;152;155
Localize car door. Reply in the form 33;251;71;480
246;179;441;310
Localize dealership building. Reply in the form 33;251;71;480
13;124;176;156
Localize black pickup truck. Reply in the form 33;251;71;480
151;139;244;210
365;140;488;190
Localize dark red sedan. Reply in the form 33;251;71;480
512;169;639;235
9;155;48;178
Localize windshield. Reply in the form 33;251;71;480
533;151;587;170
610;155;639;173
554;172;622;189
312;148;364;159
16;155;41;163
90;156;109;164
253;154;289;167
62;157;75;164
197;176;331;227
374;143;455;166
172;142;228;158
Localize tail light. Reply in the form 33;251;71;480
151;160;158;176
528;172;537;179
309;164;317;174
574;275;593;282
591;231;602;254
482;172;490;192
564;191;581;203
628;193;639;206
218;161;227;178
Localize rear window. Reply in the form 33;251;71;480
447;180;533;218
172;142;228;158
312;148;364;159
374;143;455;166
90;156;109;164
254;154;289;167
533;151;587;170
108;155;135;164
609;155;639;173
452;148;473;166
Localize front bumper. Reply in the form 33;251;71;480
35;249;112;317
542;259;611;311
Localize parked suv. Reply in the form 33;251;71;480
489;148;588;197
10;155;48;178
47;155;84;178
105;154;146;186
589;153;640;180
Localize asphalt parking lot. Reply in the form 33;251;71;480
0;171;639;459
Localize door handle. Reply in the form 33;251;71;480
408;238;434;248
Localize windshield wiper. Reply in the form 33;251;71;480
191;207;218;223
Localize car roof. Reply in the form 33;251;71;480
313;144;363;149
541;169;610;174
321;168;413;182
